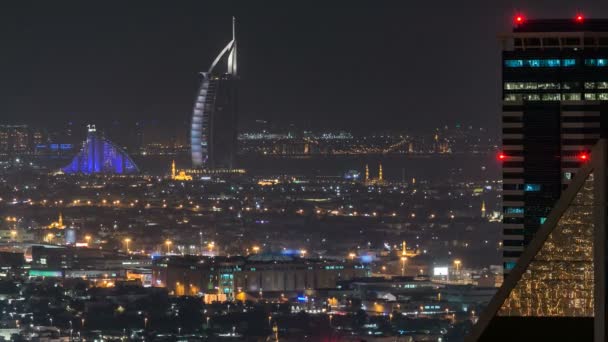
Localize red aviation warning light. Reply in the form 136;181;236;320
578;152;590;162
514;15;524;25
575;14;584;23
498;152;507;161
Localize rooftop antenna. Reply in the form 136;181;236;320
230;16;238;75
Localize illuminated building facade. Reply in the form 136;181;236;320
500;17;608;274
62;125;139;174
170;160;192;181
191;17;238;169
468;139;608;341
47;213;66;229
152;255;370;300
364;163;385;185
0;125;31;155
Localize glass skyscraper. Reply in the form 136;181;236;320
466;17;608;342
500;18;608;274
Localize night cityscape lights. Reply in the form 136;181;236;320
3;5;608;342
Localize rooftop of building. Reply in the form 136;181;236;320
513;18;608;33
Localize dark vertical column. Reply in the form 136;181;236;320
594;139;607;342
522;103;562;245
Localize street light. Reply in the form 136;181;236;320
454;259;462;272
400;256;408;276
165;240;172;254
124;238;131;253
85;235;92;245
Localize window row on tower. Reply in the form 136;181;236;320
504;58;608;68
504;93;608;102
504;81;608;90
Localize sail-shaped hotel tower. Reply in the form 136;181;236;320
190;17;238;169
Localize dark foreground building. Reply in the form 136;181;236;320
190;18;238;169
151;254;370;300
500;17;608;274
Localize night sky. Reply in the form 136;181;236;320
1;1;608;133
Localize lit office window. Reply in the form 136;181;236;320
541;93;561;101
562;93;581;101
505;59;576;67
598;82;608;89
504;94;521;102
585;93;597;100
523;94;540;101
505;207;524;215
505;60;524;67
504;82;526;90
562;82;579;90
599;93;608;100
537;82;560;90
563;59;576;67
524;184;541;192
584;82;596;89
585;58;608;66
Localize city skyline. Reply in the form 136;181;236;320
0;2;607;132
2;3;608;341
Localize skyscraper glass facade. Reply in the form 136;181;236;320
501;19;608;274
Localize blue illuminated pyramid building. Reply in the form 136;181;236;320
62;125;139;175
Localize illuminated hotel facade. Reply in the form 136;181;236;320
499;17;608;274
62;125;139;174
190;18;238;169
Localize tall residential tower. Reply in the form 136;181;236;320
190;17;238;169
500;17;608;274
